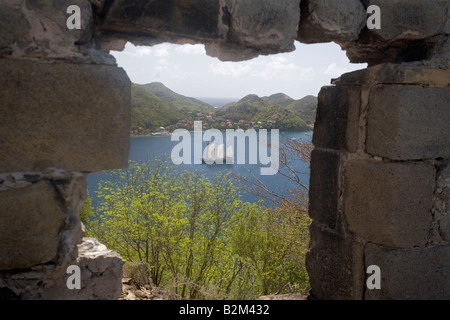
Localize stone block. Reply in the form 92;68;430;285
313;85;361;153
343;1;449;64
54;173;88;266
365;243;450;300
333;64;450;87
297;0;366;44
38;238;125;300
0;181;64;270
0;4;31;50
344;160;435;248
102;0;222;42
102;0;300;61
25;0;94;45
366;84;450;160
308;149;341;230
0;1;93;58
207;0;301;61
424;36;450;69
366;0;448;41
306;222;365;300
0;58;131;173
1;238;124;300
435;163;450;242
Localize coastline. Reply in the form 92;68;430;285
130;128;314;138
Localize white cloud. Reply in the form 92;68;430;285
123;43;172;58
154;45;170;58
323;63;352;77
209;61;252;78
267;56;298;71
127;46;153;57
112;41;367;99
175;44;206;55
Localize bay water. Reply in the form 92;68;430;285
87;131;312;209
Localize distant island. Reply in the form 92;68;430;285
130;82;317;136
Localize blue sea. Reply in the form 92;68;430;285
86;131;312;209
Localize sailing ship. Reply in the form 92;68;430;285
202;142;234;164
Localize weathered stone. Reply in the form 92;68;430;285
313;85;360;153
24;0;94;46
435;163;450;242
88;0;105;9
440;215;450;241
366;84;450;160
424;36;450;69
344;160;435;248
365;243;450;299
366;0;448;41
0;58;131;173
0;0;94;59
0;4;31;50
0;181;64;270
1;238;124;300
0;171;87;271
344;0;450;65
40;238;124;300
297;0;366;44
306;222;365;300
101;0;300;62
333;63;450;87
54;173;88;266
206;0;300;61
308;149;341;230
101;0;223;43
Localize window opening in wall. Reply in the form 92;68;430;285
84;41;366;300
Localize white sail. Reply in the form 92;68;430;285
226;145;234;164
203;143;216;164
217;144;225;160
207;143;216;159
203;142;234;165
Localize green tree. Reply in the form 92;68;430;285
88;147;312;299
232;137;313;295
80;194;94;236
89;159;257;299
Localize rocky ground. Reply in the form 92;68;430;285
120;278;309;301
119;278;177;300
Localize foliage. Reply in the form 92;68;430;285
216;94;315;131
131;84;187;131
231;201;310;296
80;194;94;236
231;137;313;295
87;157;311;300
144;82;214;114
286;95;318;125
130;83;317;133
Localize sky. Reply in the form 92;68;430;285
111;41;367;101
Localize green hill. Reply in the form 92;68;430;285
216;93;317;132
130;82;317;134
131;84;187;131
262;93;295;108
143;82;215;113
286;95;318;125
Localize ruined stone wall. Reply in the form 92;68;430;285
0;0;128;299
308;65;450;299
0;0;448;299
302;1;450;300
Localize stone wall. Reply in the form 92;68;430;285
0;0;448;299
0;0;128;299
307;64;450;299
